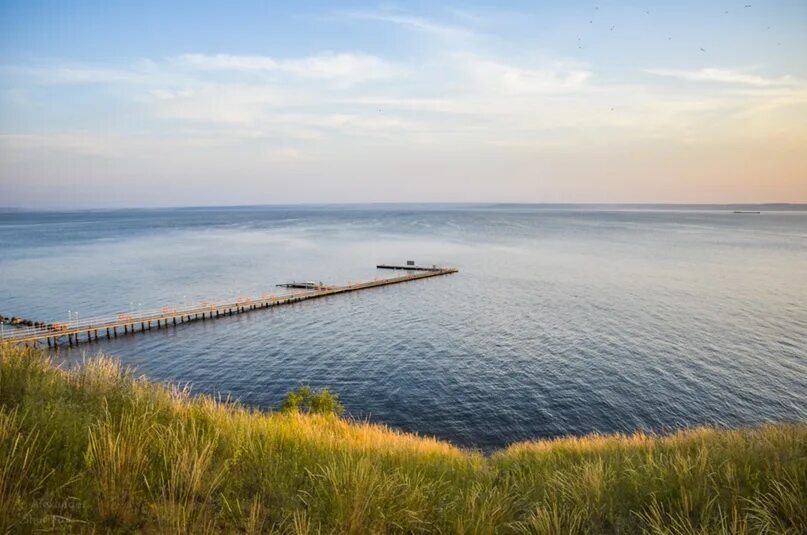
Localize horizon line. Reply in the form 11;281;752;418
2;201;807;213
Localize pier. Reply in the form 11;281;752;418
0;265;457;347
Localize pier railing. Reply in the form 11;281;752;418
0;291;313;340
1;265;457;346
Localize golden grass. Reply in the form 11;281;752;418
0;343;805;534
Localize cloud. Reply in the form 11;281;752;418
0;133;120;157
460;57;591;95
1;52;403;89
142;85;291;124
175;53;403;82
0;65;151;85
345;56;593;119
347;11;473;40
645;68;798;87
0;132;308;163
2;34;804;166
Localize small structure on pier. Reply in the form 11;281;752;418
376;262;442;271
276;281;331;290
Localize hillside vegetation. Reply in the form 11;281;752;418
1;344;805;534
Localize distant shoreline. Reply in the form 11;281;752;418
3;202;807;213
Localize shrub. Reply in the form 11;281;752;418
280;385;345;416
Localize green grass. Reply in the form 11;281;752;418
1;344;805;534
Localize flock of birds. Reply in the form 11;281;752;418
577;3;761;53
376;4;778;116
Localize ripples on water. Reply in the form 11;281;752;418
1;205;805;450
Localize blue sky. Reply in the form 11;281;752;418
1;1;805;207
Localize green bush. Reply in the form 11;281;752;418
280;385;344;416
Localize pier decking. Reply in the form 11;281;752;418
0;265;457;347
376;264;444;271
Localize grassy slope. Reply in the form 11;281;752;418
0;344;805;534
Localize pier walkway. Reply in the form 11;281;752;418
0;265;457;347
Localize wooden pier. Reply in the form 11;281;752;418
0;265;457;347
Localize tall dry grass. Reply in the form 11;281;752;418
0;343;805;533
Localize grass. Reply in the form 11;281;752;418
0;343;805;534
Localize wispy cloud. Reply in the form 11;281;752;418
142;85;292;125
645;68;798;87
4;52;404;88
4;52;801;150
0;64;154;85
347;11;474;40
460;57;591;95
175;53;403;82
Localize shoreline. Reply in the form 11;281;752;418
2;343;805;532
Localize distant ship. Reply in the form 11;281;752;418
733;210;761;214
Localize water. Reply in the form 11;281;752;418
1;205;805;451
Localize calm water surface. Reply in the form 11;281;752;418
1;205;805;450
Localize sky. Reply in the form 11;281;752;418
0;1;805;208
